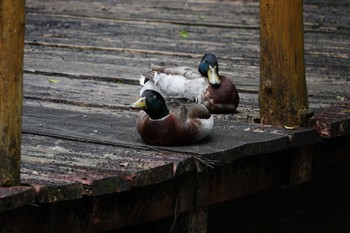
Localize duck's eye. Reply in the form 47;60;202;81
204;59;208;64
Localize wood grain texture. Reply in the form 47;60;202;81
0;186;34;212
309;103;350;138
24;0;350;33
0;0;25;186
259;0;309;126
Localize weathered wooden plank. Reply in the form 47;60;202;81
232;123;322;148
22;61;345;129
24;45;260;84
22;54;262;124
24;0;350;33
25;21;251;57
0;173;196;233
23;45;348;94
24;13;260;55
23;73;139;110
304;33;350;60
24;12;349;59
23;44;347;109
309;103;350;138
0;186;34;212
303;1;350;34
23;73;262;116
207;151;286;205
22;71;346;125
21;174;84;203
25;0;260;29
21;160;132;197
21;133;188;191
21;134;189;197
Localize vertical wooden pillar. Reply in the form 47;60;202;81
289;145;313;186
186;172;209;233
0;0;25;186
172;171;209;233
259;0;309;126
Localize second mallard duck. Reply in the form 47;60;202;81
140;53;239;114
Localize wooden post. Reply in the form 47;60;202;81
0;0;25;186
186;172;209;233
259;0;309;127
289;145;313;186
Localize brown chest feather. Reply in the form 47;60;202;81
136;112;202;146
204;76;239;113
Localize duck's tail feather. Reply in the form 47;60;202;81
140;71;157;86
139;75;149;86
151;64;167;73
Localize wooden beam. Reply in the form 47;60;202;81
259;0;309;127
0;0;25;186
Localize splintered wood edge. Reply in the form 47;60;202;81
309;104;350;138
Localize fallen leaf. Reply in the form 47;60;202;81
119;162;129;167
253;128;264;133
180;30;188;38
100;5;109;11
336;96;345;101
284;125;296;130
47;78;60;83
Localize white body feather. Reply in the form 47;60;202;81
140;72;208;103
193;115;214;141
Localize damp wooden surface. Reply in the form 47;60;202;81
1;0;350;231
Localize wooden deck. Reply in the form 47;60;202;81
1;0;350;232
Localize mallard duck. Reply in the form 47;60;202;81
129;90;213;146
139;53;239;114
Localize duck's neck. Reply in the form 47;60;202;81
146;108;169;120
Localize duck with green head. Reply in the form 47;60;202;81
130;90;213;146
140;53;239;113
